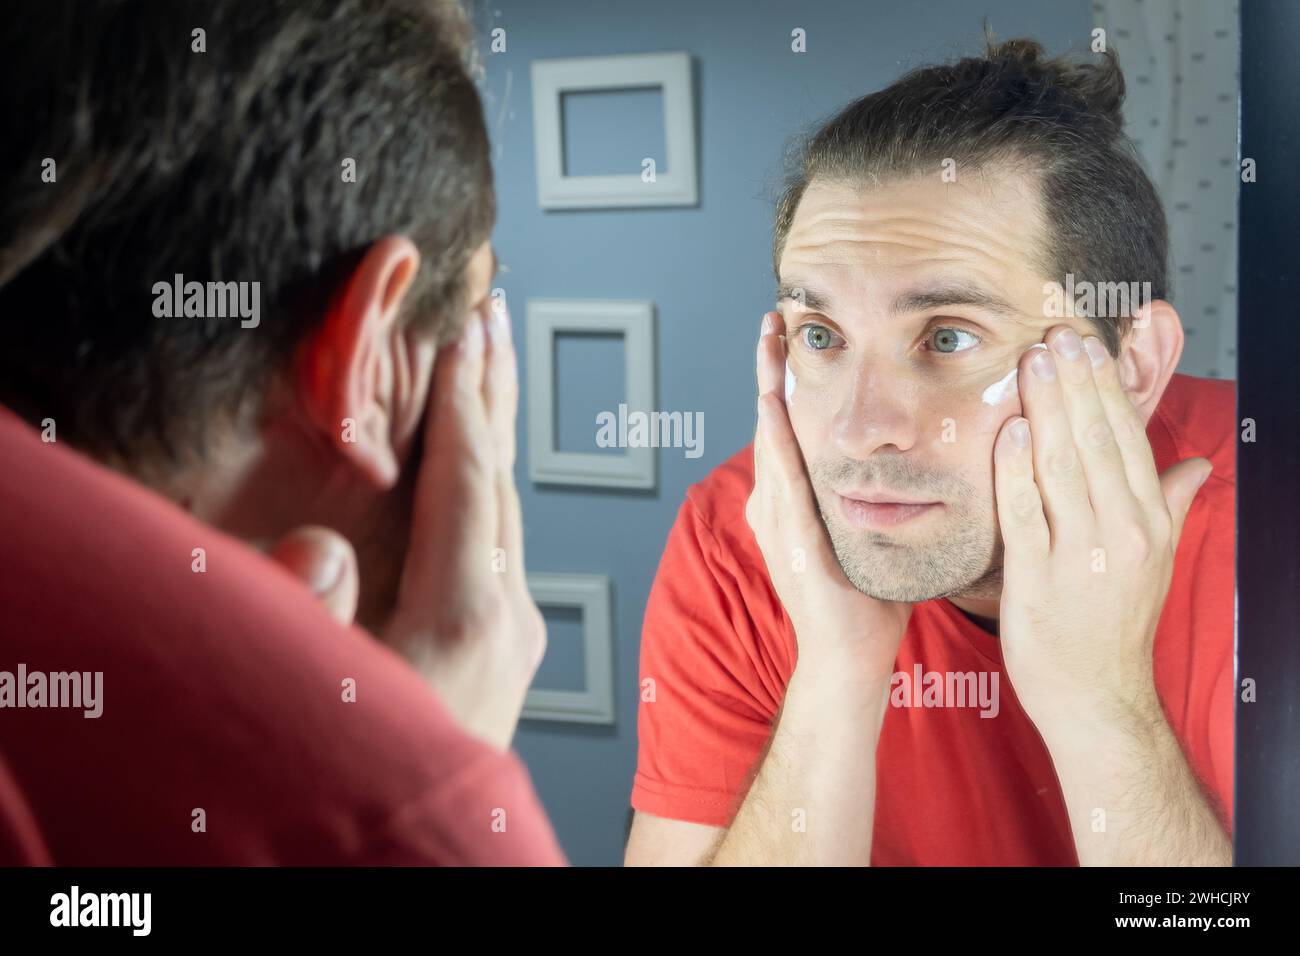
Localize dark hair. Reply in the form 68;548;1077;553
773;36;1167;354
0;0;494;467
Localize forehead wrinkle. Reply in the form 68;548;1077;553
786;216;1034;272
787;185;1045;270
781;243;1010;294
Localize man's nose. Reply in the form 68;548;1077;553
832;360;920;460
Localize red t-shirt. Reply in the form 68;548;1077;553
0;406;565;865
632;373;1235;865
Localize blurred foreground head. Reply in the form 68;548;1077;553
0;0;498;627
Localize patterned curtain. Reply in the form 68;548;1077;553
1092;0;1240;380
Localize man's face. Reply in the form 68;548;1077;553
777;171;1095;603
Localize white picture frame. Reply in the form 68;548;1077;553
526;298;656;490
522;573;615;725
531;51;697;209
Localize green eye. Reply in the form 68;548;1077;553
930;327;979;354
802;325;835;350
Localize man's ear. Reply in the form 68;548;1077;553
300;235;429;489
1114;299;1183;423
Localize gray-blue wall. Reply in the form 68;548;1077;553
479;0;1094;866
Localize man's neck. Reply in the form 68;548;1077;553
946;593;1001;636
108;413;409;632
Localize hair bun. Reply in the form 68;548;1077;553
985;35;1127;132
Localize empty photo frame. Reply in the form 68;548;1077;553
522;573;614;725
531;51;697;209
527;298;656;490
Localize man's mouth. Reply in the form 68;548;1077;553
834;488;944;530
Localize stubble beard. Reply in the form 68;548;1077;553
808;455;1005;604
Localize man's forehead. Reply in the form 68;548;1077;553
778;173;1050;312
782;173;1044;261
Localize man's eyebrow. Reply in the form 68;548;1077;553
891;283;1020;319
776;282;833;312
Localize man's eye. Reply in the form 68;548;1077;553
928;327;980;354
801;324;840;351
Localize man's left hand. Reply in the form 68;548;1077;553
992;325;1211;732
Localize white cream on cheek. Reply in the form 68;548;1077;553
785;360;796;402
980;367;1018;406
980;342;1048;405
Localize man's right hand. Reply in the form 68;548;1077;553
745;310;912;682
381;300;545;752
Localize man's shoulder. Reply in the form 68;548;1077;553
682;443;755;536
0;406;559;865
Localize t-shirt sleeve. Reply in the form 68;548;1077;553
1169;479;1235;838
630;495;784;827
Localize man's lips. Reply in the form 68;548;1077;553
835;489;944;530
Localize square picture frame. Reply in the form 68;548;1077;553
522;573;615;726
531;51;697;209
526;298;656;490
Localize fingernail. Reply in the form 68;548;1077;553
1010;418;1030;448
761;312;775;335
310;550;344;595
1053;329;1082;360
1083;336;1108;367
1030;350;1056;381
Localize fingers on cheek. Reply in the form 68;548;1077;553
1080;333;1111;373
996;416;1033;471
457;317;487;384
756;395;794;491
756;391;778;438
1084;335;1125;401
996;418;1051;554
489;340;518;403
1018;344;1056;406
758;331;785;391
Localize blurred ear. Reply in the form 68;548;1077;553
1114;299;1183;423
300;235;433;488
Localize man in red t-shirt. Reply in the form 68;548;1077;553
627;41;1235;866
0;1;561;864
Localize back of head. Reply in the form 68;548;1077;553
0;0;493;469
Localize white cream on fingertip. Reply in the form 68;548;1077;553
980;343;1049;405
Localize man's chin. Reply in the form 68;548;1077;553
842;573;953;604
826;530;1002;605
